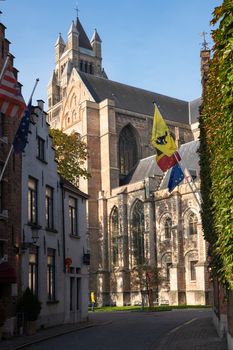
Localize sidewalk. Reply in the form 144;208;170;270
157;316;227;350
0;320;95;350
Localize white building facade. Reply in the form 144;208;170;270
21;100;89;328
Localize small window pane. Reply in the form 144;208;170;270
37;137;45;161
46;186;54;229
189;213;198;235
69;197;77;235
190;260;198;280
28;178;37;224
164;218;172;239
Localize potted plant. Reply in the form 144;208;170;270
0;302;6;340
17;288;41;335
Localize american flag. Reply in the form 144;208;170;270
0;67;26;118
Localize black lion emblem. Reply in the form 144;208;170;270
156;131;168;145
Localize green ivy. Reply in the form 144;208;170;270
199;0;233;288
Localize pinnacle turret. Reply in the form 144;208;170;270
68;21;78;35
91;29;102;43
55;32;65;47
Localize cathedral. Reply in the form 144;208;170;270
47;15;211;306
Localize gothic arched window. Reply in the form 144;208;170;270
131;200;144;266
110;207;119;266
164;217;172;239
188;212;198;235
119;125;138;178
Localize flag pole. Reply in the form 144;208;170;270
0;78;39;183
152;101;202;209
173;152;202;209
0;54;10;83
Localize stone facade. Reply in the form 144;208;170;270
47;15;211;306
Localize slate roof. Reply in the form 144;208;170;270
122;140;199;188
60;176;89;199
160;140;200;190
79;72;190;124
189;98;201;124
123;156;163;185
75;17;93;50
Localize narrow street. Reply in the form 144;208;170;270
20;309;226;350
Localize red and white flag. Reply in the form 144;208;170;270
0;68;26;118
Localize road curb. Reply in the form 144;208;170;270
2;323;95;350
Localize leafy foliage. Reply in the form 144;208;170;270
199;0;233;288
17;287;41;321
50;129;90;185
132;263;164;308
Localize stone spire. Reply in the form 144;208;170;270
91;28;102;59
200;32;211;95
55;33;65;63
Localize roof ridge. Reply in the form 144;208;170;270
79;71;189;103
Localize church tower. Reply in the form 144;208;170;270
47;15;106;127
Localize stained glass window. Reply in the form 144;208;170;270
132;200;144;265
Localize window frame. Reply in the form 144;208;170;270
166;262;172;281
110;207;119;267
188;212;198;235
47;248;56;301
28;177;38;225
45;186;54;229
190;260;198;281
131;200;145;266
69;196;78;236
119;125;138;178
37;136;46;162
164;217;172;240
28;247;38;295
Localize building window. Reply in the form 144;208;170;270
45;186;54;229
90;64;93;74
28;248;38;295
132;200;145;266
119;125;138;182
72;110;76;122
166;262;172;281
69;197;78;235
110;206;119;266
37;136;45;161
47;249;56;301
190;260;198;281
80;60;83;71
189;212;198;235
28;177;38;224
84;61;88;72
164;217;172;239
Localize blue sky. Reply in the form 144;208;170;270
1;0;221;105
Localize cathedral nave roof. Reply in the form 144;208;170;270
78;71;192;124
